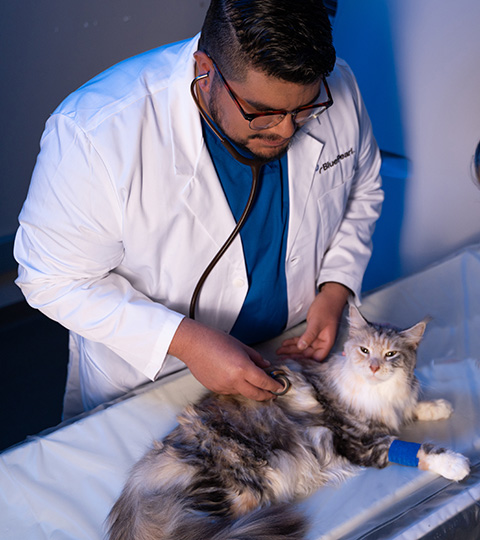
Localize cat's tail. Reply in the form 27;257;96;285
107;492;308;540
211;503;309;540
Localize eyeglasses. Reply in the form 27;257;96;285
207;54;334;131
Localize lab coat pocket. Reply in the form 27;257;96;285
317;174;354;252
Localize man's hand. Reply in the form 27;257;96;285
168;317;284;400
276;282;350;361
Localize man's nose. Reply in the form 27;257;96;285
270;114;296;139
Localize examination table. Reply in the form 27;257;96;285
1;244;479;539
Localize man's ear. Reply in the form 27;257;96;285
193;51;213;93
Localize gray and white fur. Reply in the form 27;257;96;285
107;305;469;540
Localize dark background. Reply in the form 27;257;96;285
0;301;68;451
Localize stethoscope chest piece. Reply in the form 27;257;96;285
269;369;292;396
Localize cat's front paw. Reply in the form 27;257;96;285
415;399;453;421
419;447;470;481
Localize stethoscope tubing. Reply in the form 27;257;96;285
189;73;264;320
189;73;293;397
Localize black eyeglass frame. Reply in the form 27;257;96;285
206;53;334;131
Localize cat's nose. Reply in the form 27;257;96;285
370;363;380;373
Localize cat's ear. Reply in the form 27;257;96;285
399;318;430;349
348;304;369;332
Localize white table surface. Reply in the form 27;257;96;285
1;244;480;539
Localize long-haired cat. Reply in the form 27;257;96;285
107;305;470;540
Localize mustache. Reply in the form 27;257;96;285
249;134;291;143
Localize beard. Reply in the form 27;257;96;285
207;83;293;163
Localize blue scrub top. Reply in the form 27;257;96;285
202;121;290;344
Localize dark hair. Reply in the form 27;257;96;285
198;0;336;84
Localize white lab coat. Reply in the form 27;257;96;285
14;36;383;416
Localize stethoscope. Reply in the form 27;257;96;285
189;71;265;321
189;71;291;397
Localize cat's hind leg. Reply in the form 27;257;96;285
414;399;453;421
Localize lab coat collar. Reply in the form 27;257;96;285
167;35;204;178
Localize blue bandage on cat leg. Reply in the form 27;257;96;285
388;440;422;467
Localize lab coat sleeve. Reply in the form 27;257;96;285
317;66;383;301
14;114;184;380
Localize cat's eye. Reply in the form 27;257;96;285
385;351;397;358
359;347;370;355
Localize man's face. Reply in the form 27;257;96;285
205;63;322;162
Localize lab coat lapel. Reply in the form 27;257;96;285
287;127;325;255
167;42;243;266
182;146;244;268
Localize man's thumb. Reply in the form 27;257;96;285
297;324;318;351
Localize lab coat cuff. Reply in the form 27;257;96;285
143;310;185;381
317;272;362;305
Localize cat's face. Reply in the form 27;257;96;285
342;306;427;386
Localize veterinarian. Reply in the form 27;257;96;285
14;0;383;418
